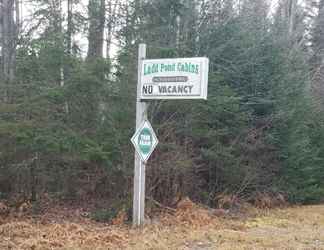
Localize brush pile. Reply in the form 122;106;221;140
159;197;219;228
0;198;222;249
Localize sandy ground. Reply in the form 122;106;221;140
0;203;324;250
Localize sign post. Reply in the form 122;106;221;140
132;44;209;226
133;43;147;226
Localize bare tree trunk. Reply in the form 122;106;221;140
56;0;64;88
105;0;112;59
176;15;181;50
1;0;17;102
287;0;296;38
67;0;72;55
87;0;106;59
2;0;13;81
30;152;39;202
275;0;297;42
105;0;118;59
15;0;20;34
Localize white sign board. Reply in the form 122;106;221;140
131;120;158;163
140;57;209;100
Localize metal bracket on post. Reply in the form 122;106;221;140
133;43;147;226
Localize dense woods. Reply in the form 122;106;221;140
1;0;324;219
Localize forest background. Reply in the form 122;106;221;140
1;0;324;220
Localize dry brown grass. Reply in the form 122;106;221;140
0;199;324;250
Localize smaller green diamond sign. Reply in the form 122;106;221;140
131;120;158;162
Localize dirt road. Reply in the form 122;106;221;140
0;204;323;249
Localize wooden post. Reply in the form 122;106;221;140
133;43;147;226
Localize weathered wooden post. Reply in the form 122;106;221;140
131;43;209;226
132;44;147;226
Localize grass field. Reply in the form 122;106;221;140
0;201;324;250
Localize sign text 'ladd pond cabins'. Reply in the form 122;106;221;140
140;57;209;99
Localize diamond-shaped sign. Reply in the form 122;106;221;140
131;120;158;163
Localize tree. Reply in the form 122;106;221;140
87;0;106;59
1;0;18;88
1;0;324;208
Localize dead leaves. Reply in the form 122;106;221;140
0;202;9;217
0;220;128;250
156;197;220;228
111;209;127;226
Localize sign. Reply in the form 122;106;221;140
132;44;210;226
140;57;209;100
131;120;158;163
